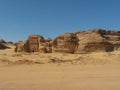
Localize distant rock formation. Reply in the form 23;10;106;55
0;39;6;43
0;39;10;50
75;28;120;53
7;41;14;45
15;41;24;52
15;34;52;53
0;43;9;50
15;28;120;53
52;33;79;53
23;34;45;52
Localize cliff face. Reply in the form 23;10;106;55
15;34;52;53
52;33;79;53
15;28;120;53
75;28;120;53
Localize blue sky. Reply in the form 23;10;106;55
0;0;120;42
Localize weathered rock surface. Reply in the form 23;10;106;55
0;39;6;43
75;28;120;53
0;43;9;50
0;39;10;50
15;34;52;53
15;28;120;53
15;41;24;52
52;33;79;53
23;34;45;52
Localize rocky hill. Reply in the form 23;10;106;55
0;39;10;49
75;28;120;53
15;34;52;53
52;33;79;53
14;28;120;53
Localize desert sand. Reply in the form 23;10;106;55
0;45;120;90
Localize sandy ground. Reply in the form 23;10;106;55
0;45;120;90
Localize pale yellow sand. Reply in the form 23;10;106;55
0;45;120;90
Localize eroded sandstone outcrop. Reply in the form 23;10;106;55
75;28;120;53
52;33;79;53
0;39;10;50
15;28;120;53
15;41;24;52
15;34;52;53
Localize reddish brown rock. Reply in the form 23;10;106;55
52;33;79;53
15;28;120;53
0;39;10;50
23;34;45;52
75;28;120;53
15;41;24;52
0;39;6;43
15;34;52;53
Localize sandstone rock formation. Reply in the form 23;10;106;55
75;28;120;53
0;39;9;50
23;34;45;52
7;41;14;45
15;34;52;53
0;43;9;50
52;33;79;53
15;28;120;53
15;41;24;52
0;39;6;43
